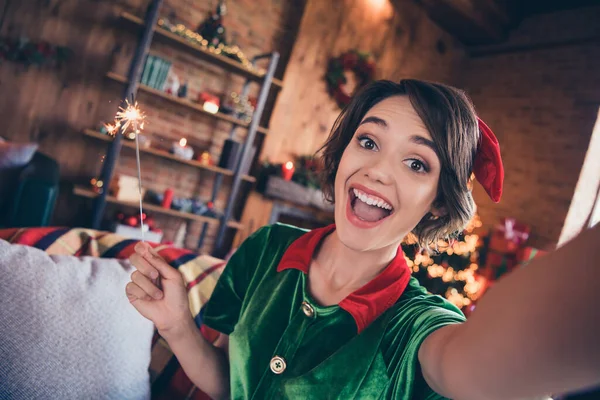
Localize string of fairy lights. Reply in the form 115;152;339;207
406;214;486;308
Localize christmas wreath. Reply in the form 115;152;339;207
325;50;375;108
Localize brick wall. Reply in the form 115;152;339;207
461;6;600;248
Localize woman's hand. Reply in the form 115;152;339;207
126;242;192;339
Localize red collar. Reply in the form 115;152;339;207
277;224;411;333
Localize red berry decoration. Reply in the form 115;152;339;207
125;216;138;227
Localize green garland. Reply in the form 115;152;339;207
157;18;263;75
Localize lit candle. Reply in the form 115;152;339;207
203;101;219;114
282;161;295;181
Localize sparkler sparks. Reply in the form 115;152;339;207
114;100;145;135
103;121;121;136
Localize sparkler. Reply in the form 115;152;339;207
114;98;147;241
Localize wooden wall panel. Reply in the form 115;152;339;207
261;0;467;165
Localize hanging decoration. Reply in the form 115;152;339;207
325;50;375;109
0;36;71;67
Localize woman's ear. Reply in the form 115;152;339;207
430;205;447;219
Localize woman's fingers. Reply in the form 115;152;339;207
131;270;163;300
126;282;151;302
134;242;181;281
130;253;159;280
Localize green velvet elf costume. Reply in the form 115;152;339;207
201;114;503;399
203;223;465;399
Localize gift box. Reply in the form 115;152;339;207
482;218;531;280
516;246;547;267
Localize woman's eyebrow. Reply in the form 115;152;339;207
359;116;388;128
410;135;437;153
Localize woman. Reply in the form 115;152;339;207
126;80;600;400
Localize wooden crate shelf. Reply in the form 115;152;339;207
73;186;243;229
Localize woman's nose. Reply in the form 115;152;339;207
363;158;393;185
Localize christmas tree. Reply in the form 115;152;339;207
402;213;486;312
196;1;228;48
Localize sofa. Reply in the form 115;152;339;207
0;227;225;400
0;135;60;228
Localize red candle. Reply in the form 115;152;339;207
162;188;174;209
282;161;295;181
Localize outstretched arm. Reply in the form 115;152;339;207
420;224;600;400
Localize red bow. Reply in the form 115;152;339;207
473;118;504;203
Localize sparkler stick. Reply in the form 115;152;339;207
114;97;147;241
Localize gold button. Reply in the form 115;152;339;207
301;301;315;318
270;356;286;374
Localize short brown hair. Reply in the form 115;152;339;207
318;79;480;251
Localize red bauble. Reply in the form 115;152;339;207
145;216;156;229
125;216;138;227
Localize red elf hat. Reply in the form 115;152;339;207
473;118;504;203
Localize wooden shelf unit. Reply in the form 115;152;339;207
106;72;269;135
82;129;256;183
74;186;244;230
118;12;283;89
90;3;281;255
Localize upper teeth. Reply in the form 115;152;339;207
353;188;393;210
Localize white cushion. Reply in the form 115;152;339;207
0;240;154;399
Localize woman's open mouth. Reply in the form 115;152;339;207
346;186;394;228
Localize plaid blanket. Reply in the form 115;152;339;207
0;227;225;332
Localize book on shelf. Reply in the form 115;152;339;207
141;55;172;90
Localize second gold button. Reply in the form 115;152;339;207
301;301;315;318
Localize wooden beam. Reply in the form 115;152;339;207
414;0;512;45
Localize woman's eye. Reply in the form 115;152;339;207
358;137;377;151
404;159;429;173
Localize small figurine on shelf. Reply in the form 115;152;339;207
177;81;188;98
164;70;181;95
198;151;213;166
203;201;218;218
192;199;208;216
